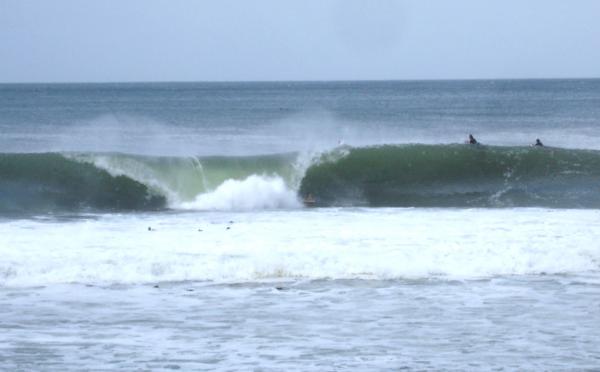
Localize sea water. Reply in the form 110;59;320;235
1;80;600;370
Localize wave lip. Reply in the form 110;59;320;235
300;144;600;208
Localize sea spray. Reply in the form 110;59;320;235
179;175;301;210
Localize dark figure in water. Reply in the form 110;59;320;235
468;134;478;144
534;138;544;147
304;193;316;204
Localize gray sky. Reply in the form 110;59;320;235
1;0;599;83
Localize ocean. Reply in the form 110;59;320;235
1;80;599;370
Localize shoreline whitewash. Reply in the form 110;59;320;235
1;209;599;286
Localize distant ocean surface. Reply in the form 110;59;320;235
1;80;599;370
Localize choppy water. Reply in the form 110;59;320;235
2;277;599;370
1;80;600;370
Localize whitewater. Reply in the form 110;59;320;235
1;80;600;370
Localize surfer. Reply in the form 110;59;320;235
303;193;316;206
468;134;478;144
534;138;544;147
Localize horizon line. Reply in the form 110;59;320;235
1;76;599;85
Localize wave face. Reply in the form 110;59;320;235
300;145;600;208
0;153;166;213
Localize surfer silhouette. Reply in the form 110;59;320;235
468;134;478;144
303;193;316;206
534;138;544;147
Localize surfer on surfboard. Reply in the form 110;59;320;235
467;134;478;145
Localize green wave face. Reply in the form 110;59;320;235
0;153;166;213
70;152;302;203
299;144;600;208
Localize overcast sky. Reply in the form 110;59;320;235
1;0;599;83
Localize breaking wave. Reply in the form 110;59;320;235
300;144;600;208
0;152;304;213
2;143;600;213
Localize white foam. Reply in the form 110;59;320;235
1;208;599;287
179;175;302;211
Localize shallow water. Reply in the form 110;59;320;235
1;208;599;369
2;277;599;370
